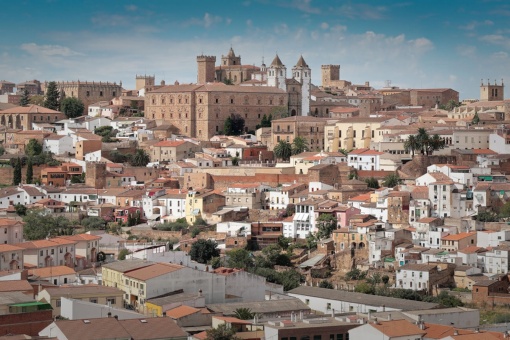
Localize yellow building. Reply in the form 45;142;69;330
324;117;387;152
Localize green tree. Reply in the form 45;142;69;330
442;99;461;111
404;135;419;158
382;275;390;285
319;280;334;289
29;94;45;106
94;126;113;137
383;173;401;188
129;149;150;167
273;140;292;161
231;156;240;166
500;202;510;219
426;134;446;155
226;248;253;269
291;136;309;155
345;268;366;281
118;248;131;260
472;111;480;125
60;97;85;118
477;211;498;222
25;139;43;157
269;106;288;119
14;203;27;216
355;282;376;294
26;158;33;184
259;114;272;128
12;158;22;185
81;216;106;230
0;146;4;156
416;128;430;155
191;227;201;238
233;308;255;320
19;89;30;106
223;114;245;136
190;239;220;264
223;78;234;85
43;81;60;110
206;323;240;340
365;177;380;189
306;232;317;250
316;213;337;240
23;209;73;240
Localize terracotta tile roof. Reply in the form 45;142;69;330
124;263;184;281
0;218;23;227
165;305;201;319
0;280;33;293
61;234;101;241
411;186;429;200
0;244;24;252
349;193;372;202
458;246;486;254
417;217;439;223
29;266;76;278
349;148;384;156
0;104;61;114
442;232;476;241
371;319;426;337
17;238;77;249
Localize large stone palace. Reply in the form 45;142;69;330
48;80;123;110
145;48;313;140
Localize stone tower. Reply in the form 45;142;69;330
135;75;155;91
267;54;287;91
220;47;241;66
293;55;311;116
480;79;504;101
86;162;107;189
197;55;217;84
321;65;340;88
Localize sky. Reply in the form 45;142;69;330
1;0;509;100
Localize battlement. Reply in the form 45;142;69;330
321;65;340;70
54;80;121;86
481;78;504;86
136;74;155;80
197;55;216;62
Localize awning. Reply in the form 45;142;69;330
146;214;160;220
293;213;309;222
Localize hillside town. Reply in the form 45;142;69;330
1;47;510;339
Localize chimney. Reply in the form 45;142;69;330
453;330;458;336
419;321;426;330
114;315;118;320
331;308;335;318
382;305;385;312
198;289;203;297
387;313;391;321
162;311;167;317
300;311;303;321
368;311;372;320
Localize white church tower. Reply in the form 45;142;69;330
293;55;311;116
267;54;287;91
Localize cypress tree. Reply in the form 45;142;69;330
13;158;22;185
26;158;33;184
43;81;60;110
19;89;30;107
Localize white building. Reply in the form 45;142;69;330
347;148;384;171
42;134;74;156
477;230;510;248
481;246;510;275
427;164;474;187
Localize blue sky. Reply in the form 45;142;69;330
1;0;509;99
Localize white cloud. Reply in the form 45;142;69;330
480;34;510;48
460;20;494;30
20;43;82;57
91;14;131;27
492;51;508;59
409;38;434;52
275;23;289;35
320;22;329;30
184;13;224;28
125;4;138;12
456;45;477;57
331;3;387;19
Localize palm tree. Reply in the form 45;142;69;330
130;149;150;166
416;128;430;155
273;140;292;161
403;135;419;157
233;308;255;320
291;136;309;155
427;134;446;155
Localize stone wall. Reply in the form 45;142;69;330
0;165;44;186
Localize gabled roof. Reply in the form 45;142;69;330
442;232;476;241
29;266;76;278
124;263;184;281
0;104;62;114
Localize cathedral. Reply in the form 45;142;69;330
144;48;313;140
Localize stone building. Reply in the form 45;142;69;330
0;104;65;130
270;116;331;151
0;80;15;95
51;80;123;111
214;48;260;85
16;80;42;95
321;64;351;89
145;83;288;140
480;79;504;101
